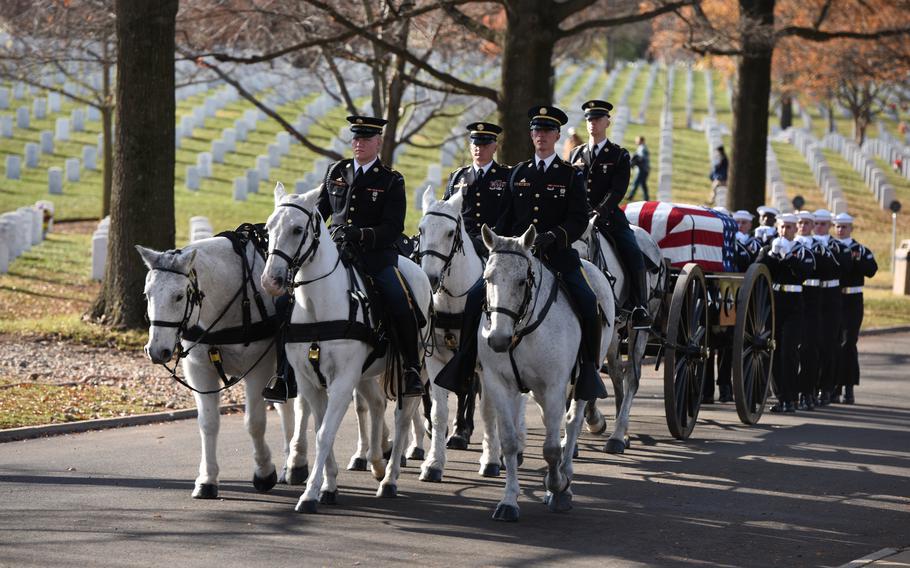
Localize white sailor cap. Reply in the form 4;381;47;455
757;205;780;216
795;210;815;222
778;213;798;224
732;209;754;222
813;209;832;222
833;212;854;225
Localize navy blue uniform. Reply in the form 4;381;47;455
838;239;877;388
443;162;511;257
814;236;852;397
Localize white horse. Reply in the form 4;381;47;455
260;183;432;513
417;188;508;481
138;237;306;499
478;225;615;521
572;220;664;453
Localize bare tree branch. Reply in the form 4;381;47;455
559;0;695;37
441;3;500;44
776;25;910;42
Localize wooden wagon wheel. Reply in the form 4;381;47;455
663;263;709;440
732;263;776;425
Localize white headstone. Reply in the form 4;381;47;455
12;83;24;100
185;165;200;191
267;144;281;167
212;140;226;164
222;129;237;152
0;87;8;110
234;120;248;141
294;179;308;193
256;155;270;180
0;115;12;138
0;225;9;273
72;108;85;132
246;169;259;194
65;158;80;182
48;92;61;113
48;167;63;194
6;155;21;180
197;152;212;178
276;132;291;154
25;143;39;168
28;207;42;245
91;232;107;280
87;106;101;121
33;98;47;119
55;118;70;141
16;107;29;129
82;146;97;170
180;115;195;135
233;177;248;201
40;131;54;154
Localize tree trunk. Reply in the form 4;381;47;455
827;101;836;133
854;113;868;146
779;94;792;130
728;0;774;214
381;2;413;165
605;33;616;72
498;0;558;165
90;0;178;329
101;42;113;218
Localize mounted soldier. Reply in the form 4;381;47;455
313;115;423;397
491;104;607;401
568;99;651;329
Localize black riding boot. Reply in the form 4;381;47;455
395;315;424;397
629;268;652;330
574;316;609;401
262;307;297;403
434;289;484;395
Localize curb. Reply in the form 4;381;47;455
859;325;910;336
0;403;245;444
838;547;906;567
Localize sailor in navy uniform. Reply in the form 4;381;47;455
757;213;813;413
494;105;608;401
833;213;877;404
315;115;423;397
754;205;779;246
434;122;511;444
811;209;853;405
568;99;652;329
793;210;822;410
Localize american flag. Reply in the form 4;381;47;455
623;201;738;272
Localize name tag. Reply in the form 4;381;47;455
546;184;565;192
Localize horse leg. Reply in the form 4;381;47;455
478;384;501;477
242;370;277;493
420;380;449;482
295;374;348;513
486;377;521;522
283;383;311;485
606;331;642;454
186;361;221;499
406;371;431;461
540;387;571;513
346;388;371;472
378;396;420;497
515;393;528;467
554;398;585;513
357;378;388;481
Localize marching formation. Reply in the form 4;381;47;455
138;98;879;521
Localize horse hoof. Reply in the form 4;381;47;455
347;457;369;471
586;418;608;435
492;503;520;522
287;465;309;485
446;434;469;450
480;463;501;478
252;469;278;493
192;483;218;499
377;484;398;498
545;490;573;513
319;490;338;505
624;436;632;449
408;447;425;461
605;438;626;454
420;467;443;482
517;452;524;467
295;499;318;514
572;445;579;459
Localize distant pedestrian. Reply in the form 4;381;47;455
709;145;728;203
628;135;650;201
562;127;584;160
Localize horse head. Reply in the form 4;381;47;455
261;182;323;297
418;186;465;292
136;244;199;364
480;223;536;353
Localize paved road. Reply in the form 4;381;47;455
2;333;909;567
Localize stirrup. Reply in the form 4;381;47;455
402;367;424;398
630;306;652;330
261;375;289;404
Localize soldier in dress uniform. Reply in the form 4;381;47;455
794;211;821;410
433;122;511;444
493;104;608;400
833;213;878;404
811;209;853;405
757;213;813;413
568;100;651;329
754;205;780;245
314;115;423;397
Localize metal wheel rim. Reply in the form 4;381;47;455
732;264;776;425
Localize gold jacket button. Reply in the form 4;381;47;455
534;206;539;211
349;206;355;211
532;218;538;223
346;219;352;224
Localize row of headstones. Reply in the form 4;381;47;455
563;63;605;127
822;132;895;211
793;98;813;131
656;66;675;203
1;101;95;137
869;122;910;180
704;69;717;121
684;67;694;129
765;143;792;213
788;128;849;214
189;216;213;243
610;61;644;147
0;201;53;274
705;117;726;208
634;62;659;125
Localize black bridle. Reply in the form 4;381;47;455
147;266;205;338
483;249;537;328
269;201;340;289
416;210;469;297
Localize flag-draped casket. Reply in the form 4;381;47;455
622;201;738;272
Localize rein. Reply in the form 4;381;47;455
269;201;341;290
417;210;470;297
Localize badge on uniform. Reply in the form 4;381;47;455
602;164;608;173
516;178;530;187
573;159;585;167
369;187;384;201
